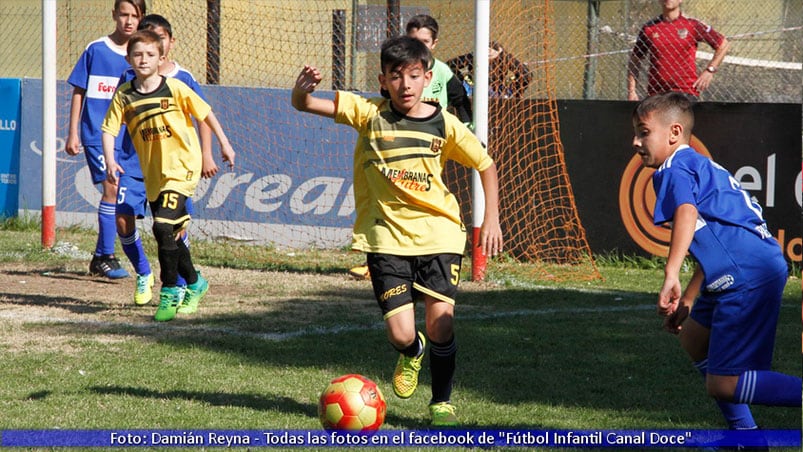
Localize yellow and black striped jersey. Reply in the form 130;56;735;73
335;91;493;256
102;76;211;202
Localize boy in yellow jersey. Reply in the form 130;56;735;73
101;29;235;322
347;14;475;281
292;36;502;426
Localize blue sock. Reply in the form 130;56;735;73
694;359;757;429
120;230;151;276
96;201;117;256
735;370;802;407
175;233;190;286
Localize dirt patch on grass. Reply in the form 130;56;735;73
0;262;498;353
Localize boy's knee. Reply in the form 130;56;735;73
705;376;737;402
152;222;177;248
116;215;135;236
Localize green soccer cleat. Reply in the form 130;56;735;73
429;402;459;427
177;272;208;314
393;331;426;399
154;286;183;322
134;273;154;305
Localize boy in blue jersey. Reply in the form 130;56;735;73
116;14;233;307
66;0;147;279
632;92;801;430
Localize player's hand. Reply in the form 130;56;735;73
295;65;323;93
220;144;235;169
105;162;123;185
201;151;219;178
478;218;503;258
662;298;690;335
693;71;714;93
657;275;682;316
65;134;82;156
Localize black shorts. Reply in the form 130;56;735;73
149;191;191;233
366;253;462;319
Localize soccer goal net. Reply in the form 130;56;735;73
44;0;600;280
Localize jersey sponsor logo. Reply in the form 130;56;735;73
380;166;433;192
618;135;711;256
705;274;734;292
139;125;173;142
86;75;119;100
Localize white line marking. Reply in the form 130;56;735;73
0;303;795;342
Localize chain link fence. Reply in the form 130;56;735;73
1;0;800;104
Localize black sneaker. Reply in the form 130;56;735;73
89;254;130;279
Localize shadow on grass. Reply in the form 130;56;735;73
88;386;424;429
0;292;109;314
7;277;801;430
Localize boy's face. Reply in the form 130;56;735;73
147;26;175;58
408;27;437;51
378;61;432;114
659;0;682;10
632;111;682;168
127;41;164;78
112;2;140;38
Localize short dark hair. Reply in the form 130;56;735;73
138;14;173;37
405;14;439;39
380;35;432;75
634;91;695;135
127;29;164;57
114;0;146;18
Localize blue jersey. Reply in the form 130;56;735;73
67;37;130;147
117;63;208;177
652;146;786;292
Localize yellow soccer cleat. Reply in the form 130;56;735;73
348;263;371;280
429;402;458;427
134;273;154;305
392;332;426;398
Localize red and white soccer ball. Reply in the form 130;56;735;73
318;374;386;431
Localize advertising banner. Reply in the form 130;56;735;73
0;79;21;218
559;100;802;263
17;80;801;261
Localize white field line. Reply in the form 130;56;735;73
0;304;656;342
0;302;795;343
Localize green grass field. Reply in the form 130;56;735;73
0;225;799;451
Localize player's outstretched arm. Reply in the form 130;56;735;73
202;111;235;169
101;131;123;185
291;65;335;118
658;203;697;316
477;163;503;257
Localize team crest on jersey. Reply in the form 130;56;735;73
161;99;169;110
677;28;688;39
430;137;445;154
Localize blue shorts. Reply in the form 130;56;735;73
116;174;194;219
116;174;148;218
691;272;787;375
84;144;115;185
